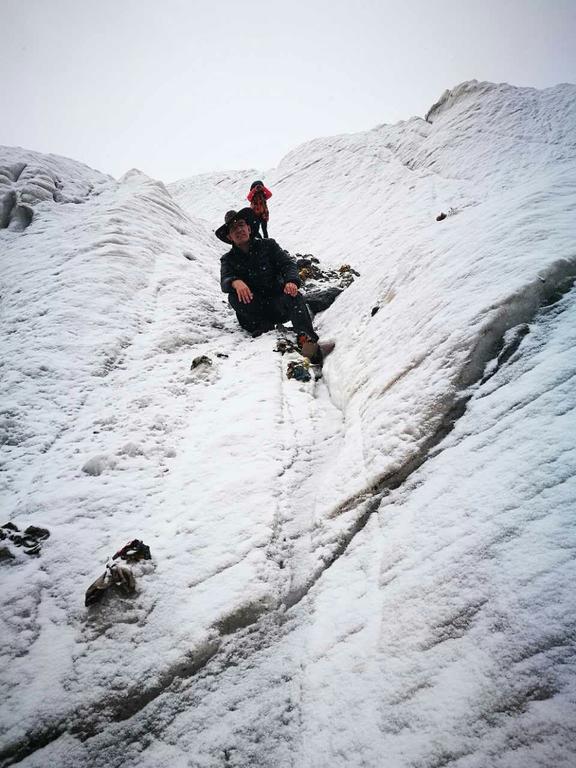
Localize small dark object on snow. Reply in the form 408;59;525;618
338;264;360;277
110;563;137;594
275;337;298;355
295;255;323;281
113;539;152;562
24;525;50;541
1;522;19;533
85;561;139;607
85;570;110;606
216;352;229;358
190;355;212;370
0;545;15;561
287;360;311;382
371;306;380;317
85;537;151;607
1;522;50;558
436;212;447;221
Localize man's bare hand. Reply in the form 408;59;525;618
232;280;253;304
284;282;298;297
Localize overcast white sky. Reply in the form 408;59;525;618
2;0;575;182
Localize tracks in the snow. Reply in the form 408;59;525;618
3;263;576;768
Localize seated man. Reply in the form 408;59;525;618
215;209;333;363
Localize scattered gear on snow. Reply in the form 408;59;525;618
84;562;136;607
112;538;152;563
190;355;213;370
436;207;458;221
84;538;152;607
295;254;359;314
275;337;299;355
0;522;50;559
286;359;312;382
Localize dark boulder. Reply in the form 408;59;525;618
304;286;343;314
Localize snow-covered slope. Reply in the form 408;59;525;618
1;81;575;767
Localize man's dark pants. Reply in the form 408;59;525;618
228;291;318;340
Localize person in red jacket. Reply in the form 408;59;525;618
247;180;272;238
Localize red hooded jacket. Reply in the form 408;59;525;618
247;184;272;221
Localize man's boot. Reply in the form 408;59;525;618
297;335;335;365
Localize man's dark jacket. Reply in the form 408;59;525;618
220;238;301;296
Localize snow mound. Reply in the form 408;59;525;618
0;146;111;231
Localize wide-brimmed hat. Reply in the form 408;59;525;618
214;207;256;243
